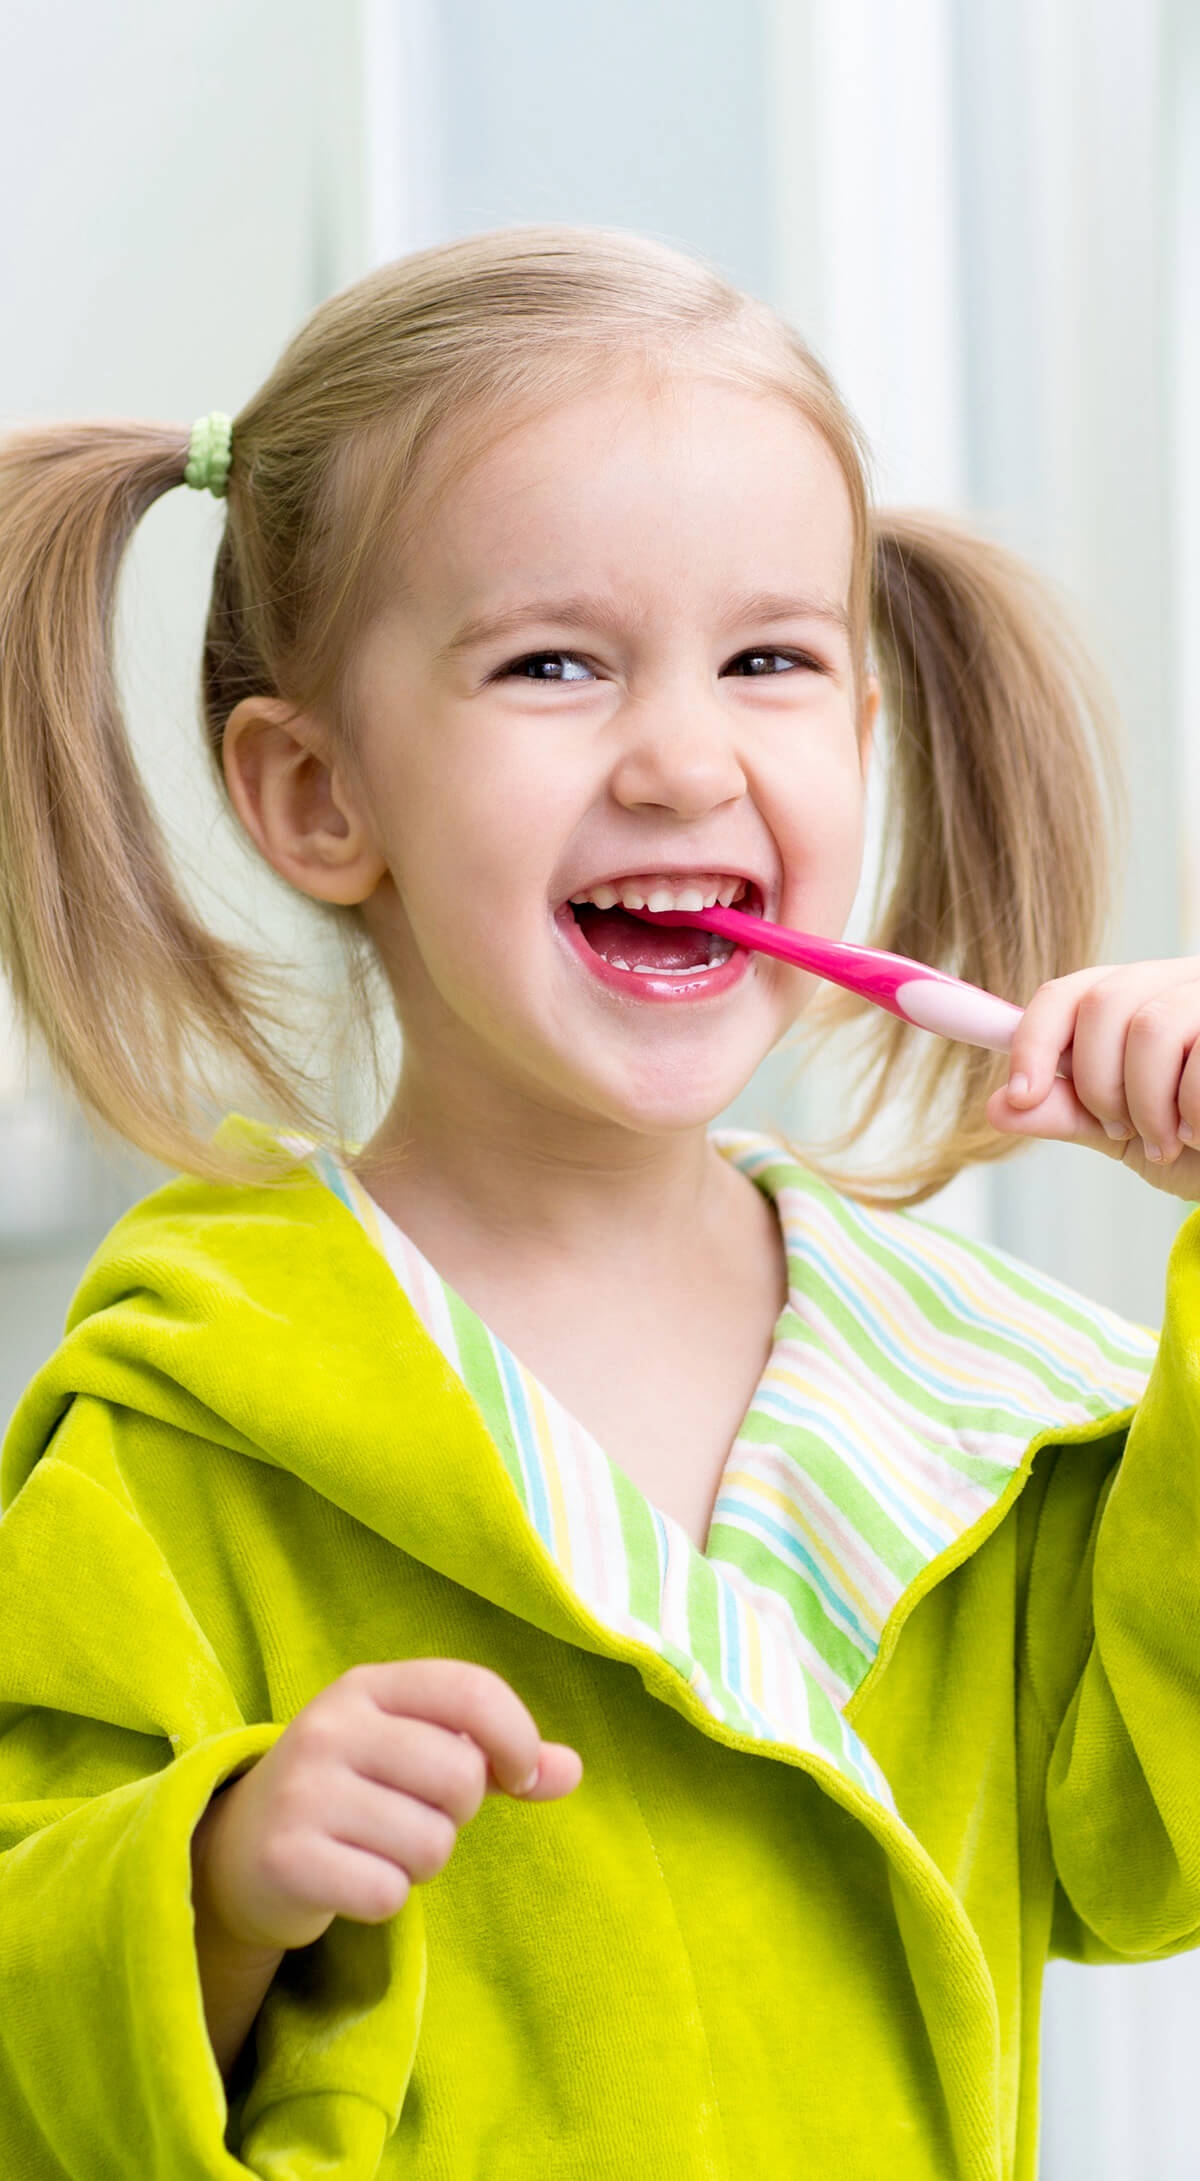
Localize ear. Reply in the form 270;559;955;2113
859;672;880;780
221;696;388;907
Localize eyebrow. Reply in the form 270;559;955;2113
436;589;851;661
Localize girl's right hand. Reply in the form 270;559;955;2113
191;1659;584;1953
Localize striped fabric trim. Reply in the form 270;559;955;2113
707;1133;1156;1710
279;1129;1155;1806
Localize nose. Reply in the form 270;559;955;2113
608;696;748;823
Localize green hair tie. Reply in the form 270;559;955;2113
184;411;233;497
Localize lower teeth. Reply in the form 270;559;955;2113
609;939;735;976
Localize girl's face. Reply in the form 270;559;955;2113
350;374;871;1134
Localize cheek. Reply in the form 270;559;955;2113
383;758;577;961
775;733;868;877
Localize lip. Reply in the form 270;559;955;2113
553;898;757;1003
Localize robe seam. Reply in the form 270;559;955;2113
582;1668;732;2181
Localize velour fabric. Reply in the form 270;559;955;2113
1;1113;1199;2178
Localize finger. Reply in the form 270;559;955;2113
277;1830;415;1927
343;1713;489;1825
1122;986;1200;1162
508;1742;585;1802
358;1727;582;1808
1057;975;1147;1142
342;1659;555;1799
986;1076;1200;1199
1004;971;1101;1110
1073;966;1200;1150
1179;1035;1200;1149
322;1771;460;1883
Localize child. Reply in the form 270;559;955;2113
0;225;1197;2181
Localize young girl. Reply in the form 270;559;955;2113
0;226;1197;2181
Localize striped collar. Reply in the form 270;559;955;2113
280;1126;1155;1806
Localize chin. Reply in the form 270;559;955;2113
595;1062;762;1136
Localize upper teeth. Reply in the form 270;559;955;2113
568;874;748;912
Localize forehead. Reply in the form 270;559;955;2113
404;374;856;622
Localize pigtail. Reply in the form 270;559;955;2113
804;509;1124;1207
0;422;318;1184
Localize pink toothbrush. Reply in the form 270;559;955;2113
630;902;1057;1064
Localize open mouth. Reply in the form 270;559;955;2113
562;872;764;987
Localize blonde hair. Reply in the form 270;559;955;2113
0;226;1119;1199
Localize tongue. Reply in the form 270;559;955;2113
576;905;712;970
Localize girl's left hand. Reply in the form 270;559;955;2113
986;960;1200;1203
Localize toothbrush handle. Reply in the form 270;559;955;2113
635;903;1073;1076
897;979;1074;1080
894;977;1073;1081
891;976;1023;1054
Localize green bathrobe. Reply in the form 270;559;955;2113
1;1115;1199;2180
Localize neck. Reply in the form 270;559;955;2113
349;1052;746;1277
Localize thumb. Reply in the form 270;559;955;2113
507;1741;584;1802
985;1077;1121;1155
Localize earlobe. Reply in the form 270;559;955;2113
221;696;389;907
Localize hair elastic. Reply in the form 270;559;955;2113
183;411;233;498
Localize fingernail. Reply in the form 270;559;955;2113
1143;1141;1162;1163
1181;1122;1194;1145
1009;1073;1029;1100
1103;1120;1131;1141
514;1765;540;1796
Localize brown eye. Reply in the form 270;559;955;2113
724;649;817;677
501;651;594;682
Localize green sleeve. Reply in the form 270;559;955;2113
1026;1207;1200;1963
0;1395;425;2179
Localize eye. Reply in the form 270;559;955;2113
499;650;595;683
722;648;824;677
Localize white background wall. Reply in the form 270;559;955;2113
764;5;1197;2167
2;1;1198;2168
